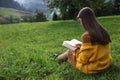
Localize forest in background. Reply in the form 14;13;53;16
0;0;120;23
47;0;120;20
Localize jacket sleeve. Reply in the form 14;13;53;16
76;32;93;64
76;45;94;64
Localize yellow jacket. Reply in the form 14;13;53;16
75;32;112;74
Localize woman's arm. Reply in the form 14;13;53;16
68;50;76;67
68;32;91;67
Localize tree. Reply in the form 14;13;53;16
45;0;81;20
102;0;114;16
35;12;47;22
113;0;120;15
45;0;107;20
52;12;61;20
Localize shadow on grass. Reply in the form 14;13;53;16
61;64;120;80
92;64;120;80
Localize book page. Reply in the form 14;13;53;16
62;39;82;51
69;39;82;46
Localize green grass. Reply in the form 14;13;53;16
0;15;120;80
0;7;33;18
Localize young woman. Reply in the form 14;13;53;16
57;7;112;74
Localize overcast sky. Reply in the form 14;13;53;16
14;0;25;4
14;0;44;4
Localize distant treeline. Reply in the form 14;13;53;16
47;0;120;20
0;0;48;24
0;0;25;10
0;12;47;24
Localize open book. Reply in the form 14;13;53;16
62;39;82;51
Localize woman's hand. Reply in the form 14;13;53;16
75;44;81;49
68;50;76;67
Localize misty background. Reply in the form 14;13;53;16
0;0;52;24
15;0;49;13
14;0;50;16
0;0;120;24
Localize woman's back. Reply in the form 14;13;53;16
75;32;112;73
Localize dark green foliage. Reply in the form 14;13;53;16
35;12;47;22
102;1;114;16
46;0;120;19
0;17;9;24
52;12;61;20
21;16;35;22
0;16;20;24
22;12;47;23
114;0;120;15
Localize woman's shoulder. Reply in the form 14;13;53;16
81;32;91;43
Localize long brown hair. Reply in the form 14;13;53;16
77;7;111;45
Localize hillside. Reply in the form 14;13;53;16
0;7;34;18
0;0;24;10
0;15;120;80
0;7;34;24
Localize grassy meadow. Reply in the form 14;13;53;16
0;15;120;80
